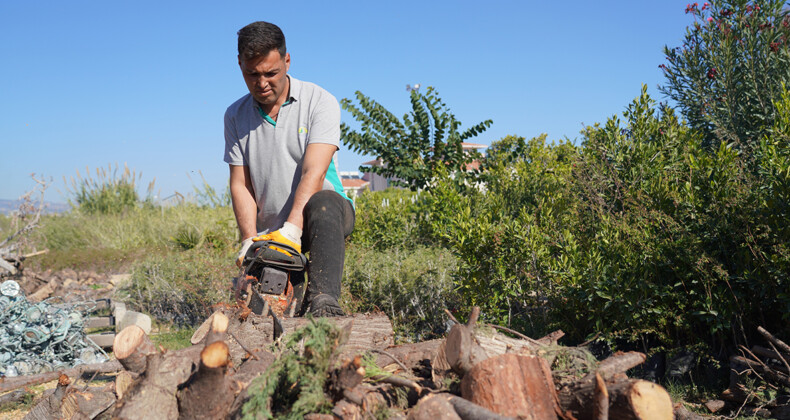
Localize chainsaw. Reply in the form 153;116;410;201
234;240;308;338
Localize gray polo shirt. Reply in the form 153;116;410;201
224;75;351;233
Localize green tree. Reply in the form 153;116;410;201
660;0;790;153
340;86;492;190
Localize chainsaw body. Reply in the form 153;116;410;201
236;240;307;320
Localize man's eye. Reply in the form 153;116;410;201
265;72;277;78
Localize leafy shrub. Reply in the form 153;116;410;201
348;188;426;250
660;0;790;153
342;244;459;342
65;164;154;214
421;85;790;349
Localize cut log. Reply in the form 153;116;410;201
113;344;203;420
559;378;673;420
409;394;461;420
115;370;134;400
0;361;123;394
22;374;70;420
113;353;179;420
113;325;157;375
460;353;558;419
59;387;116;419
211;312;394;366
282;313;394;358
177;341;238;420
204;312;229;345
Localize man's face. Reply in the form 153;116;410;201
239;50;291;107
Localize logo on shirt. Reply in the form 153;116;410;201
298;127;308;135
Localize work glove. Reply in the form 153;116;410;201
236;237;255;268
253;222;303;254
235;222;303;267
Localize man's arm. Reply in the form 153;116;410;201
229;164;258;240
286;143;338;230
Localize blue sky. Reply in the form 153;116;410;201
0;1;693;202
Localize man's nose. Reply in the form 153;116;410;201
255;76;268;88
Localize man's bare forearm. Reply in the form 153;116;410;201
229;165;258;240
286;170;325;230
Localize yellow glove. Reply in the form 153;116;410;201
252;221;303;255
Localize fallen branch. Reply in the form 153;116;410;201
0;360;122;393
757;326;790;356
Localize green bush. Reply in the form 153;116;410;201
342;244;459;341
420;85;790;349
348;188;426;251
660;0;790;153
65;164;154;214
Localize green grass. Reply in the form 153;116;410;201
151;327;196;350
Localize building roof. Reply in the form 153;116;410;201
461;142;487;149
341;178;370;189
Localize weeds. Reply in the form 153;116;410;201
65;163;154;214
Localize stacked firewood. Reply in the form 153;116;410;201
713;326;790;418
7;306;678;419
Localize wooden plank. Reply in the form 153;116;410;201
87;332;116;348
84;316;114;329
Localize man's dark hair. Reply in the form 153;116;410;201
237;21;286;61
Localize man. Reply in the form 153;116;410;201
224;21;354;317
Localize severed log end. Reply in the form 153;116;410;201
611;380;673;420
113;325;157;375
204;312;230;345
560;378;672;420
201;341;230;369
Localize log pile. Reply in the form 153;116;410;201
3;305;677;419
716;326;790;418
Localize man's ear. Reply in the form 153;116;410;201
238;55;242;67
284;52;291;72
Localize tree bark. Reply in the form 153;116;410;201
444;323;489;375
593;372;609;420
460;353;558;419
113;325;157;375
177;341;238;420
113;345;203;420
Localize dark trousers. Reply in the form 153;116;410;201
300;190;355;303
